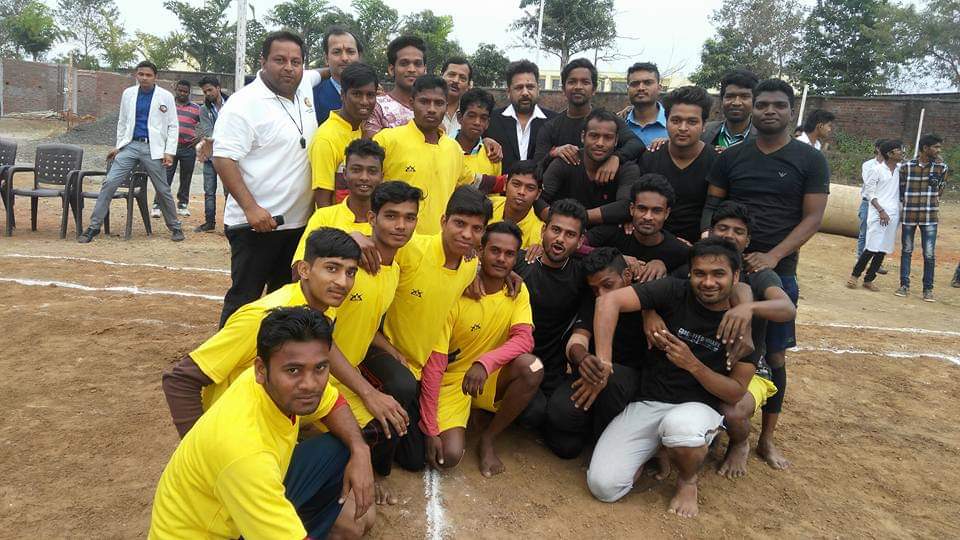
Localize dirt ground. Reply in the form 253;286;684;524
2;120;960;538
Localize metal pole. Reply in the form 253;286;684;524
535;0;545;67
796;85;809;127
913;108;925;159
235;0;248;92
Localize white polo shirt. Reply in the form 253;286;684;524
213;70;321;229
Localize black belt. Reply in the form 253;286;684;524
133;136;149;143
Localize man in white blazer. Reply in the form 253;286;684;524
79;60;184;243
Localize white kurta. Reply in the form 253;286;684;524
862;163;900;253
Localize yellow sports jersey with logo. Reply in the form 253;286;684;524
489;195;543;250
291;197;372;264
190;283;335;410
149;368;339;540
463;142;502;178
309;111;361;191
383;234;478;379
373;121;473;234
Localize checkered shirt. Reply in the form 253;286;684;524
899;159;949;225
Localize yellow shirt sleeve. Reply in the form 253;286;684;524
298;382;342;425
433;301;460;356
213;453;307;540
309;134;339;191
190;306;261;384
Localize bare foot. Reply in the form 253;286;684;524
654;448;671;481
374;475;398;505
757;438;791;470
667;478;699;518
718;439;749;479
478;435;505;477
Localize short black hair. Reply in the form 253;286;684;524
135;60;158;74
880;139;903;159
662;86;713;122
874;138;888;150
710;201;754;235
256;306;332;366
387;35;427;66
546;198;587;233
719;69;759;99
261;30;305;60
689;237;741;273
322;26;363;55
481;220;523;249
441;56;472;82
344;138;385;167
582;246;627;276
629;173;676;208
371;180;423;214
341;62;378;93
507;159;541;188
802;109;836;133
561;58;597;87
627;62;660;81
303;227;361;263
175;79;191;88
458;88;495;116
412;74;447;97
445;185;493;223
918;133;943;153
754;78;795;109
583;108;620;133
505;59;539;87
198;75;220;87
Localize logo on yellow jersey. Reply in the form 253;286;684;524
470;323;481;332
405;165;416;173
350;293;363;301
410;289;423;298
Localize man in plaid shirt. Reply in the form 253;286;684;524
897;134;948;302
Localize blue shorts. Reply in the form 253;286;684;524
765;274;798;353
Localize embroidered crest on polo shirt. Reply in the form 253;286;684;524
159;105;168;113
304;97;312;108
405;165;416;173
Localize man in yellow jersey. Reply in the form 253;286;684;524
309;62;378;207
455;88;502;178
150;307;373;540
294;139;385;264
489;159;544;249
419;221;542;477
380;186;493;470
374;75;503;235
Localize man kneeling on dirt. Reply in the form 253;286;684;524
418;221;542;477
149;306;373;539
586;238;759;518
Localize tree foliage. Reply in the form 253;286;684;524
163;0;234;72
470;43;510;87
512;0;617;67
266;0;334;66
56;0;116;66
95;15;136;70
401;10;463;74
135;31;184;71
911;0;960;89
345;0;400;78
6;0;60;61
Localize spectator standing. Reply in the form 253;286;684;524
153;80;200;218
79;61;183;243
484;60;556;172
623;62;667;147
856;139;886;259
212;31;322;326
796;109;835;151
440;57;472;134
195;76;229;232
364;36;427;137
312;26;363;126
701;69;759;149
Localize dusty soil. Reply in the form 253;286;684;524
1;155;959;538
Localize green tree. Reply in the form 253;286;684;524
164;0;234;72
794;0;911;95
57;48;100;69
96;14;136;69
0;0;32;58
512;0;617;67
912;0;960;89
6;1;60;61
401;10;463;74
690;0;805;89
470;43;510;87
343;0;399;77
136;31;184;71
266;0;334;66
56;0;116;67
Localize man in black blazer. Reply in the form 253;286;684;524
485;60;557;173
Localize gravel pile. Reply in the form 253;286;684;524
55;111;120;146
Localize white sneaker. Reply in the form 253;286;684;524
177;204;191;217
151;205;161;218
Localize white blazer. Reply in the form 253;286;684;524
115;84;179;159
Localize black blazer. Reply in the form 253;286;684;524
485;105;557;173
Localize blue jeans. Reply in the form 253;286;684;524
284;434;350;538
202;160;217;225
856;199;869;258
90;141;180;231
900;224;937;291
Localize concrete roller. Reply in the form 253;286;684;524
819;183;862;238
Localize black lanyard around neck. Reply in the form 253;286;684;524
275;92;306;149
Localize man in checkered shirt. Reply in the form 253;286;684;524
896;134;949;302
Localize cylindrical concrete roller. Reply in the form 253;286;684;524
819;183;862;238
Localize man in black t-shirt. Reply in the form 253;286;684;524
586;238;758;518
544;247;644;459
587;174;689;280
701;78;830;470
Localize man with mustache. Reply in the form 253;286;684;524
623;62;667;147
441;57;472;135
364;35;426;137
308;62;378;207
312;26;363;126
485;60;556;172
702;69;759;150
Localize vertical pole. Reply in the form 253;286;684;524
535;0;545;67
796;84;809;127
1;59;6;117
235;0;248;92
913;108;925;159
72;63;78;116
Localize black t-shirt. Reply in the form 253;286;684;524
541;158;642;210
532;111;645;169
573;299;646;370
514;254;590;393
638;145;719;244
585;228;690;272
707;139;830;275
633;277;759;411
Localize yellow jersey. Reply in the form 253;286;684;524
309;111;361;191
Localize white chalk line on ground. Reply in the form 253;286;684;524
792;346;960;366
424;469;449;540
0;277;223;302
799;321;960;338
1;253;230;275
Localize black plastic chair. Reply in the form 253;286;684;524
3;143;83;238
0;138;17;221
74;160;153;239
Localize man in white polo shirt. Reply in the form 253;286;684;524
213;31;321;327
